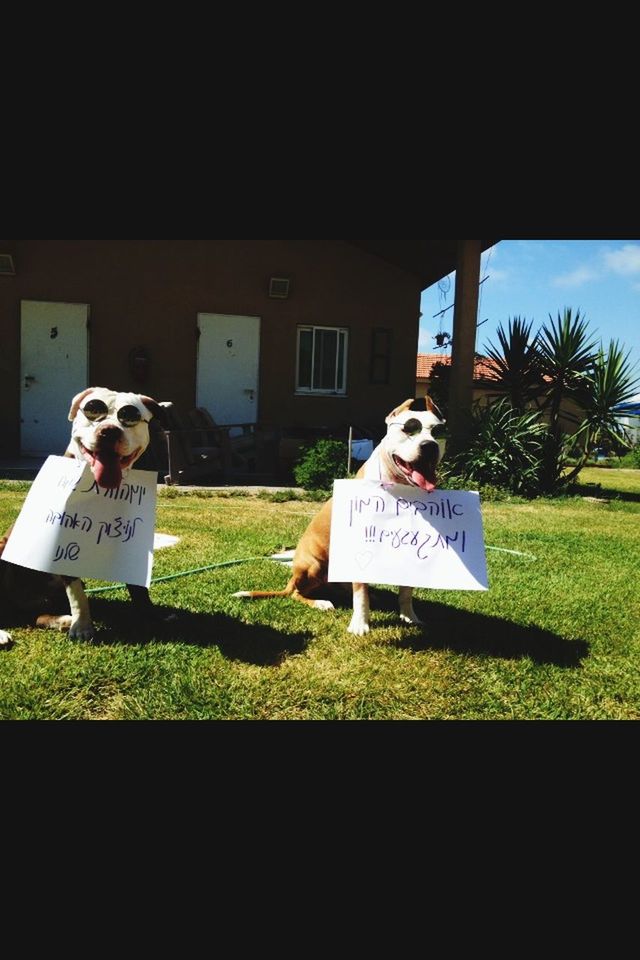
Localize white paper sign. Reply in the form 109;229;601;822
2;456;157;587
328;480;488;591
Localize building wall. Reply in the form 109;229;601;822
0;240;423;455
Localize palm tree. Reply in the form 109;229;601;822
456;307;637;495
535;308;599;490
563;340;639;484
483;316;542;412
537;307;598;422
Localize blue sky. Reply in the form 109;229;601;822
419;240;640;377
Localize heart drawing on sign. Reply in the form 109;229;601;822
355;551;374;570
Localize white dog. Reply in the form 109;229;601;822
1;387;162;647
234;397;445;635
66;387;160;491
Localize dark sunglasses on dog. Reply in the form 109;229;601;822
81;399;143;427
388;417;446;438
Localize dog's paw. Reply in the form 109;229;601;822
0;629;13;649
313;599;335;611
69;619;95;641
36;614;73;631
400;611;423;626
131;604;177;625
347;614;370;636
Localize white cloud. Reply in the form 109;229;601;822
549;243;640;290
603;244;640;276
552;266;598;288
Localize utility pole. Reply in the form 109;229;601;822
447;240;482;456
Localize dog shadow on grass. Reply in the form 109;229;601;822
84;597;312;667
33;588;587;669
325;587;589;667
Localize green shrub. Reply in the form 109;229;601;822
445;398;548;496
293;439;349;492
257;488;329;503
618;446;640;468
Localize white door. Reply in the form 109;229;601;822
20;300;89;455
197;314;261;425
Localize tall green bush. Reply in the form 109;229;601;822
618;446;640;468
293;439;349;492
445;399;547;496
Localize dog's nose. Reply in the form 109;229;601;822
420;439;440;458
96;424;123;445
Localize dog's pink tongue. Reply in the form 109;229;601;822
411;470;436;493
93;451;122;490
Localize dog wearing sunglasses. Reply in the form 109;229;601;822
0;387;162;648
234;397;445;635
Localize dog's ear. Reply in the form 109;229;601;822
140;396;165;425
68;388;96;421
419;394;445;420
386;396;443;424
385;398;415;423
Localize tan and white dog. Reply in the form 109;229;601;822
0;387;162;648
234;397;445;635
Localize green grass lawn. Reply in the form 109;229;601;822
574;466;640;499
1;471;639;720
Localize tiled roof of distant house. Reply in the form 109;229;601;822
417;353;496;381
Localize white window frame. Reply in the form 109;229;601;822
295;325;348;395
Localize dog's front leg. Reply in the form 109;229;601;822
127;584;155;613
348;582;370;636
127;583;177;624
64;578;95;640
398;586;422;625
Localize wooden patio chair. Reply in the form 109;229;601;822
144;402;228;485
189;407;262;475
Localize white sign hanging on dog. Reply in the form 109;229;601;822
328;480;488;590
2;456;157;587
